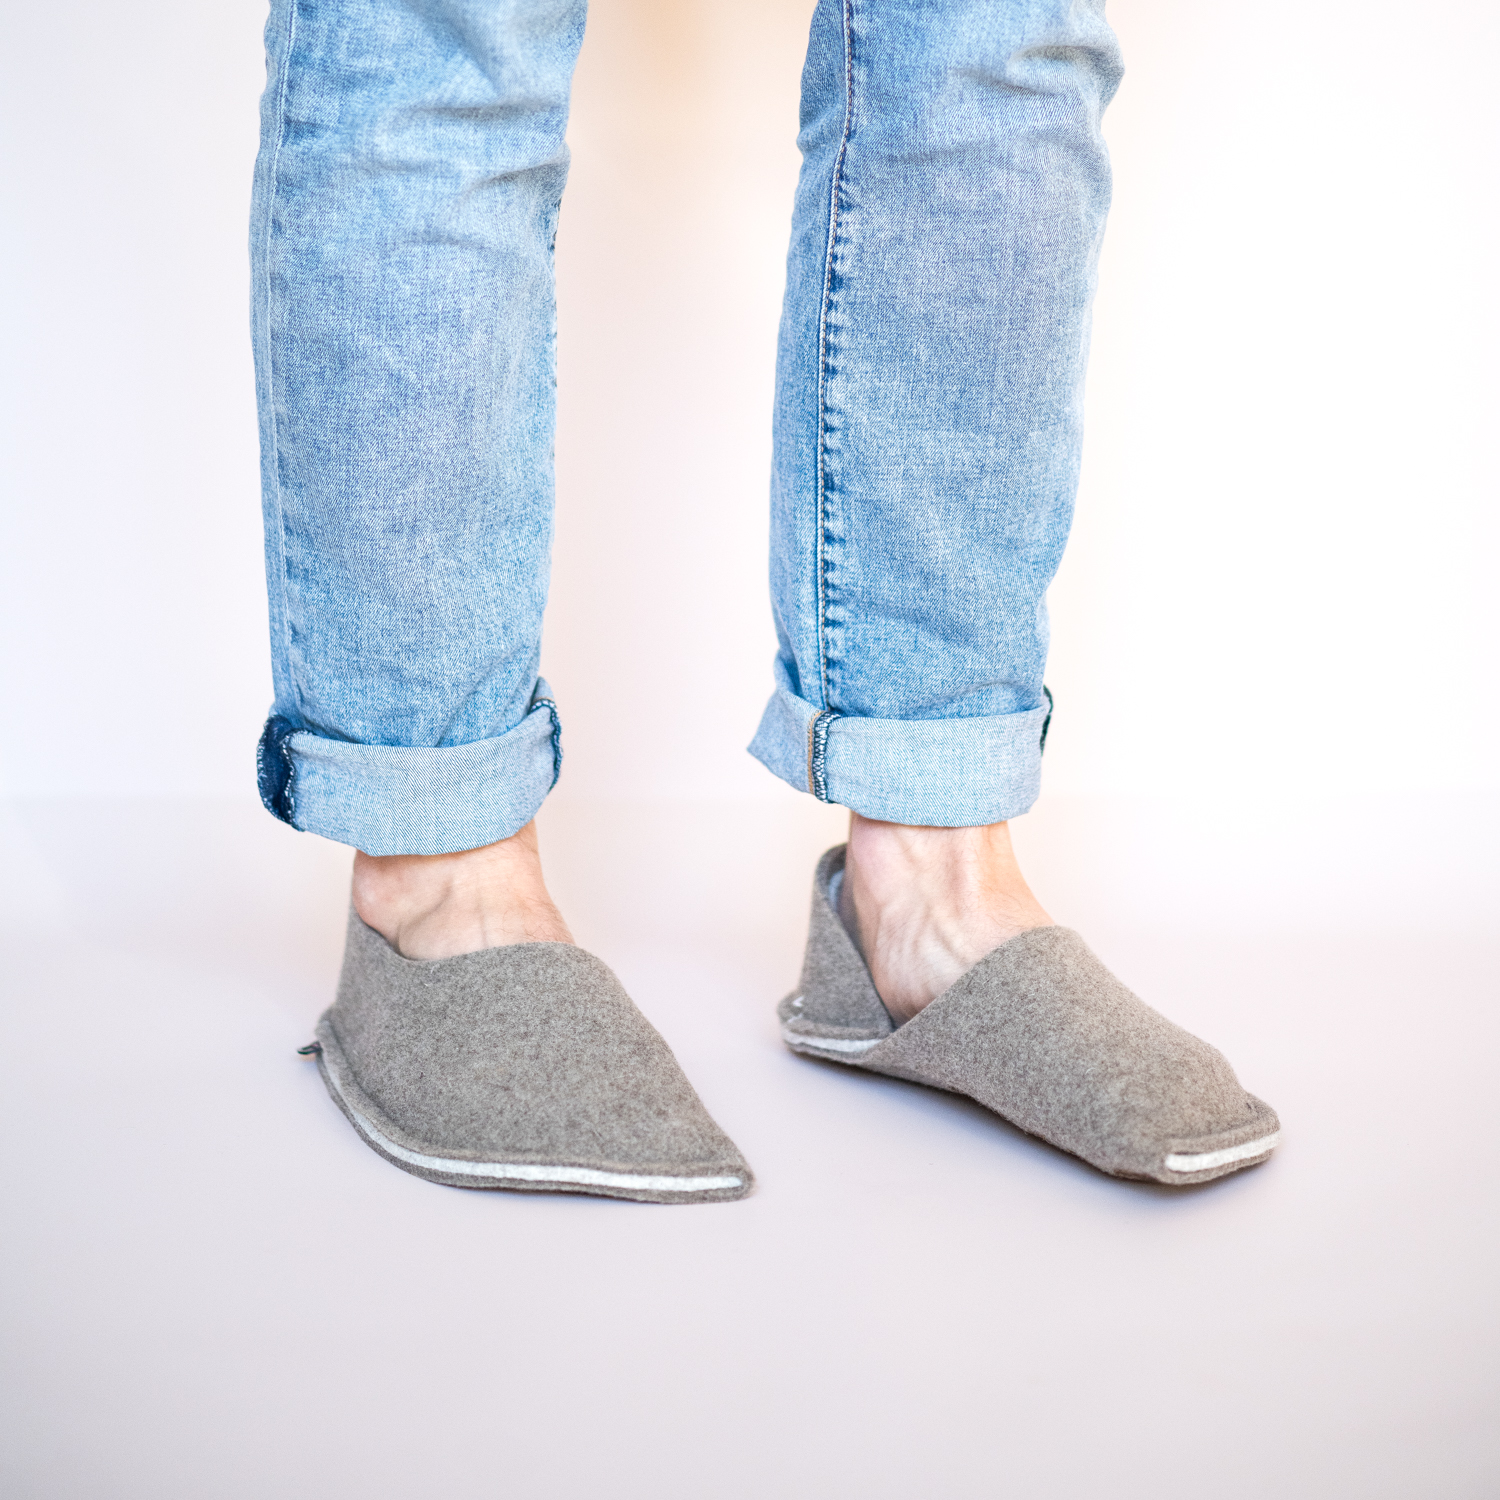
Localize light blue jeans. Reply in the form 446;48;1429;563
252;0;1121;855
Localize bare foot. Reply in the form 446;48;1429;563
351;821;573;959
840;813;1052;1024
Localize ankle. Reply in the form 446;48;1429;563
844;816;1046;918
351;823;573;959
842;814;1051;1022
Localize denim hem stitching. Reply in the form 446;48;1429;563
256;714;299;826
532;695;564;791
813;0;856;710
808;709;842;802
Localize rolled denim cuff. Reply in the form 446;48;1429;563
256;681;562;855
747;684;1049;827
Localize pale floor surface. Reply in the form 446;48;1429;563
1;796;1497;1499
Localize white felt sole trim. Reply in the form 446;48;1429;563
322;1055;742;1194
1164;1131;1281;1173
782;1024;884;1055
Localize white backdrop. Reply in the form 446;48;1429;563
2;0;1496;906
2;9;1498;1495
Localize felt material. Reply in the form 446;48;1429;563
309;910;753;1203
780;846;1279;1185
783;853;895;1044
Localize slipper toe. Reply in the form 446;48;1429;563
310;911;753;1204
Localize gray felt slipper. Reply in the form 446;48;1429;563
302;910;753;1203
779;846;1280;1185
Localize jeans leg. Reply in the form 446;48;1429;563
750;0;1123;826
251;0;586;855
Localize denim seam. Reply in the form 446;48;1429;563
256;715;300;827
261;0;301;722
807;709;842;802
813;0;856;712
533;694;563;791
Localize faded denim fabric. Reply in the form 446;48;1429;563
252;0;1120;854
748;0;1122;822
251;0;584;855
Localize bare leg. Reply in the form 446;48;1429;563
351;820;572;960
840;812;1052;1024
